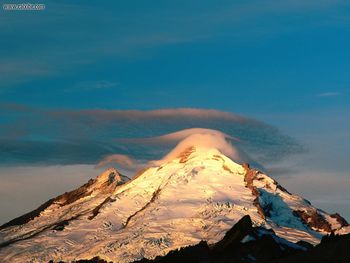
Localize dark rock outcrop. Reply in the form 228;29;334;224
274;232;350;263
293;209;332;232
134;215;305;263
52;215;350;263
49;256;112;263
243;163;266;220
330;213;349;227
134;227;350;263
178;147;196;163
88;197;113;220
212;215;252;253
52;220;70;231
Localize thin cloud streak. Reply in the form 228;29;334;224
96;154;136;169
0;106;304;168
150;132;250;166
66;80;120;92
317;92;341;97
1;0;347;87
119;128;239;144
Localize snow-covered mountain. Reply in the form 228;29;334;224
0;146;349;262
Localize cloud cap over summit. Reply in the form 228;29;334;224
0;106;304;167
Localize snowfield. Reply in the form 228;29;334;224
0;146;349;262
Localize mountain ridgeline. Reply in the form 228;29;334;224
0;146;349;262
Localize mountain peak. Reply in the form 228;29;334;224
95;167;122;185
1;149;349;262
175;146;222;162
153;131;243;166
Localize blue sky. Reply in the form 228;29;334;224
1;0;350;112
1;0;350;222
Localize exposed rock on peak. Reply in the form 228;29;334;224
0;167;129;250
95;168;124;186
293;209;332;232
243;163;265;220
0;148;348;262
330;213;349;227
177;146;196;163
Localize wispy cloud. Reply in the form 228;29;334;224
0;106;304;168
317;92;341;97
1;0;348;87
95;154;136;169
66;80;120;92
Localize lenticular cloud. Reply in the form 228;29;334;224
0;106;304;167
153;132;241;165
103;128;259;169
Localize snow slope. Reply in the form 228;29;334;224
0;146;348;262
